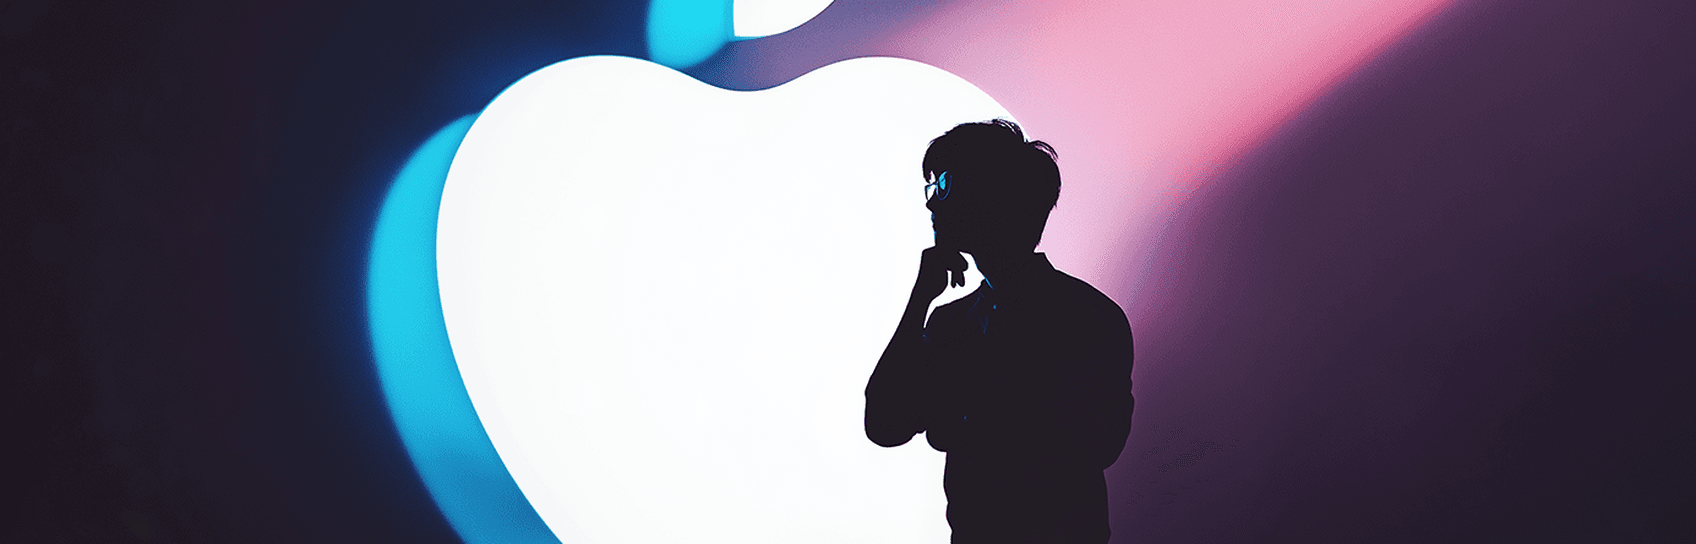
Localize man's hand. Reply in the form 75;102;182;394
913;246;970;304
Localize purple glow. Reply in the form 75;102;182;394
883;0;1456;311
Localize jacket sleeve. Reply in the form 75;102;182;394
864;316;942;448
1090;321;1135;470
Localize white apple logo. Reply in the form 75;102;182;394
436;55;1012;543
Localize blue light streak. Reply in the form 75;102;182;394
368;115;560;544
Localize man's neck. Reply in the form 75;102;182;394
971;251;1048;291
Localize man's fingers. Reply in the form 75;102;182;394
920;246;973;293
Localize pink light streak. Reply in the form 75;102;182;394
879;0;1456;316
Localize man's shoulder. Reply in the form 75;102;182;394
1044;270;1131;331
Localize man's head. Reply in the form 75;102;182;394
922;119;1060;254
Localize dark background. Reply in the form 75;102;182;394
1119;0;1695;541
5;0;1692;542
8;1;643;541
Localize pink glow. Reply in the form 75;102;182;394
880;0;1455;315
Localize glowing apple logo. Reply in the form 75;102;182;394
371;2;1015;543
440;55;1008;543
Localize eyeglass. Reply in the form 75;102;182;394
924;171;952;201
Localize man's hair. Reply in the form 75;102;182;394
922;119;1061;246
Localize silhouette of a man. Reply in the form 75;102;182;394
865;120;1134;544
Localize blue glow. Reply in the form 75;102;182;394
646;0;733;69
368;115;560;544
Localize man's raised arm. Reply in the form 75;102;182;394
864;247;964;447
